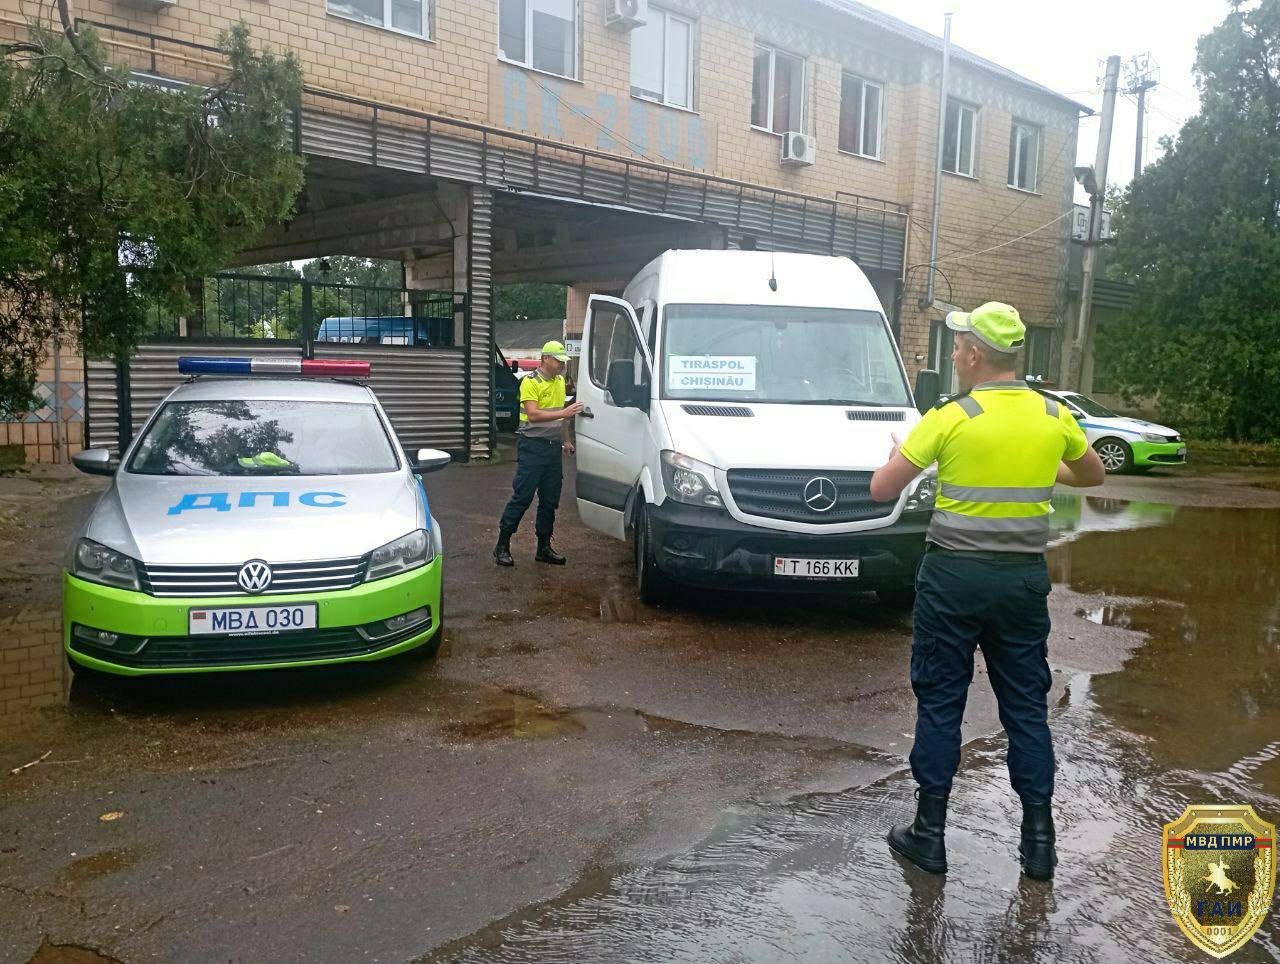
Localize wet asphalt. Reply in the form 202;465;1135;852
1;453;1279;963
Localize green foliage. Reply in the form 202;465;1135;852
1109;0;1280;441
0;21;303;417
495;283;567;322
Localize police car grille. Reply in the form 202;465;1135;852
727;469;891;524
140;557;367;597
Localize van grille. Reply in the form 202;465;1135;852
846;410;905;422
726;469;892;524
681;404;754;417
139;557;367;597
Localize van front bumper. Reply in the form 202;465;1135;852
648;501;928;592
63;559;442;676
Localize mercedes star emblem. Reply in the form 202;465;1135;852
237;559;274;594
803;476;838;513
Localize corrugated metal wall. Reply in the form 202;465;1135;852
297;111;908;274
467;188;494;460
312;343;466;452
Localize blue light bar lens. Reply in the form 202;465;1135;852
178;357;254;375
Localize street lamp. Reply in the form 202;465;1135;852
1073;165;1099;198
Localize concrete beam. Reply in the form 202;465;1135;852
233;193;454;265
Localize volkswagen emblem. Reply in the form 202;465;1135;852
237;559;273;594
803;476;838;513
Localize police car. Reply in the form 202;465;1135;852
65;356;449;676
1041;389;1186;474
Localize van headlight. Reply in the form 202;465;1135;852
661;451;723;509
71;538;142;591
365;529;433;582
904;474;937;513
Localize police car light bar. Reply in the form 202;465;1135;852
178;357;372;377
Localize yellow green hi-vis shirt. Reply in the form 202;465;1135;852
518;370;567;439
900;381;1089;552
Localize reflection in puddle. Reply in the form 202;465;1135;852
437;498;1280;963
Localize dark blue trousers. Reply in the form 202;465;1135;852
909;548;1055;804
499;436;563;540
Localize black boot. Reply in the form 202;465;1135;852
493;530;514;568
1019;802;1057;881
535;538;566;565
887;791;949;874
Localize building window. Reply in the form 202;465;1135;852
942;100;977;177
751;44;805;134
1008;120;1041;192
839;74;883;159
500;0;578;80
631;8;694;109
328;0;428;37
1022;325;1054;381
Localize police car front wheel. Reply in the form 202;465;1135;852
1094;438;1133;474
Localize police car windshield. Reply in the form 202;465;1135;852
127;400;399;476
660;305;910;406
1063;393;1116;418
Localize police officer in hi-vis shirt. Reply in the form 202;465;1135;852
494;341;583;567
870;302;1105;881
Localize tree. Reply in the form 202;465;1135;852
1107;0;1280;440
0;14;304;417
495;283;567;322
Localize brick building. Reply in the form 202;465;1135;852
0;0;1086;462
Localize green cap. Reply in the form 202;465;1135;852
945;302;1026;353
541;340;570;362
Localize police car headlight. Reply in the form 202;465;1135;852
904;475;937;513
71;538;142;591
661;451;723;508
1140;432;1165;443
365;529;433;582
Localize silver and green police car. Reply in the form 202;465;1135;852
65;356;449;676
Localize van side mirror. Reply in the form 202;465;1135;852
413;448;451;473
510;361;520;373
914;369;942;415
606;359;647;410
72;448;118;477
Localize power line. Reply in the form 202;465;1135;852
909;210;1073;270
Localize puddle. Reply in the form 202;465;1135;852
434;498;1280;962
55;848;139;889
442;692;588;740
26;940;121;964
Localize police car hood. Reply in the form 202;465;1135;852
1109;416;1178;437
88;472;425;566
662;401;920;471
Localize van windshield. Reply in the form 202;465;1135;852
660;304;910;406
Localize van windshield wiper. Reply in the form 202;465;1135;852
793;398;891;406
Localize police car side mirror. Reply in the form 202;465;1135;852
72;448;118;477
1072;411;1085;420
413;448;451;474
914;369;942;415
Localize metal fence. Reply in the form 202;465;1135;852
141;273;457;347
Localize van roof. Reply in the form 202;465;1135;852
641;251;884;312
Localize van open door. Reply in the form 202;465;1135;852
575;295;652;541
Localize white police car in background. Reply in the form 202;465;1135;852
65;356;451;676
1041;388;1186;474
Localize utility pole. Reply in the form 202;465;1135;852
1125;53;1159;181
924;12;952;309
1066;55;1121;391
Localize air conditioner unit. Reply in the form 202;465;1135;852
606;0;648;30
781;132;816;167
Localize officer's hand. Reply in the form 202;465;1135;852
562;401;585;418
888;433;902;459
563;441;576;455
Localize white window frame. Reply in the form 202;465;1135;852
327;0;429;40
942;100;978;178
751;43;806;135
499;0;580;82
838;72;884;160
1008;119;1041;193
630;7;696;111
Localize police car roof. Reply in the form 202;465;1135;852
168;377;376;404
